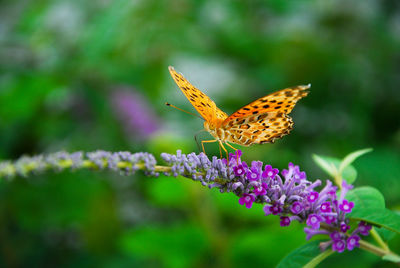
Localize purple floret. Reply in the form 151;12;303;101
307;191;319;203
339;200;354;213
270;203;283;215
357;221;372;236
347;235;360;251
324;215;336;224
247;169;260;181
320;201;332;212
340;223;350;233
290;201;303;214
306;214;323;229
262;165;279;179
330;231;342;241
233;164;246;177
332;239;346;253
254;182;268;196
239;193;255;209
280;216;291;227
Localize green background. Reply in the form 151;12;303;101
0;0;399;267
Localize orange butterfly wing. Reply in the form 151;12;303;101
223;113;294;145
222;85;310;145
168;66;228;122
223;85;310;123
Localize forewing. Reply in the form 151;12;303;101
223;112;293;146
169;66;228;122
222;84;310;125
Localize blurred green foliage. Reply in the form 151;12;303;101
0;0;399;267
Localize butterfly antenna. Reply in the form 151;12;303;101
165;102;204;120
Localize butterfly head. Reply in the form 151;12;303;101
204;120;217;137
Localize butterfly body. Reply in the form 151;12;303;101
168;66;309;156
204;120;226;142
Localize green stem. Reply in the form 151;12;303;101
304;249;334;268
359;240;392;257
370;228;390;252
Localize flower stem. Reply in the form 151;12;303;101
359;239;398;259
370;228;390;252
304;249;334;268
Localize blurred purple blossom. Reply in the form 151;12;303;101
111;88;161;140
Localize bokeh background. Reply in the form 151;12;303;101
0;0;399;267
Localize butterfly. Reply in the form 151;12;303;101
168;66;310;159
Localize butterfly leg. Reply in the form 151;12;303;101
218;140;229;163
201;140;217;155
225;142;239;164
225;142;238;151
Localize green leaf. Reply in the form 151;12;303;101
340;163;357;184
312;155;357;184
351;208;400;235
277;240;333;268
312;154;337;178
382;254;400;263
377;226;397;242
347;187;400;235
346;186;385;210
339;148;373;173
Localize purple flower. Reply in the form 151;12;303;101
340;223;350;233
111;89;160;140
306;214;323;229
307;192;319;203
320;202;331;212
339;200;354;213
1;147;368;254
347;235;360;251
270;203;282;215
357;221;372;236
339;180;354;202
290;201;303;214
247;169;260;181
332;239;346;253
229;150;242;163
282;162;306;182
246;161;263;181
239;193;255;209
293;170;306;181
280;216;291;227
263;205;272;215
328;191;337;200
254;182;268;196
233;164;246;177
324;215;336;224
262;165;279;179
281;162;294;177
330;231;342;241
